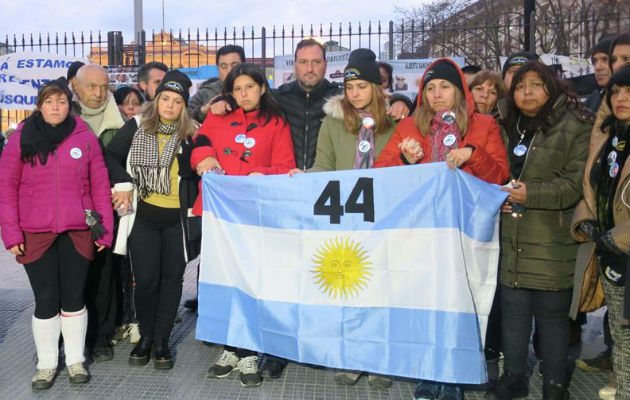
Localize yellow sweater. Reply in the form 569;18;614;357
144;127;180;208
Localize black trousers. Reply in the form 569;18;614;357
128;202;185;339
25;233;90;319
85;247;122;349
501;285;572;385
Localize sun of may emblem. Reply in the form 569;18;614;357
311;237;372;299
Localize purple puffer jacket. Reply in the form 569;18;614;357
0;116;114;249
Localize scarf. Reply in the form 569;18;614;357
78;99;108;134
353;110;376;169
430;111;462;162
20;112;76;165
128;120;180;199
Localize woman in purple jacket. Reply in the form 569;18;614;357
0;78;114;390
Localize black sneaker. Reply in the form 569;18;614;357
183;298;198;311
208;349;240;378
260;356;287;379
438;384;463;400
575;351;612;372
543;381;569;400
92;345;113;362
414;380;441;400
129;336;152;366
237;356;261;387
492;373;529;400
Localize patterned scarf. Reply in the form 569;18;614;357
353;110;376;169
128;121;180;199
430;111;462;162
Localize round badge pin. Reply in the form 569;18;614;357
443;134;457;147
609;162;619;178
513;144;528;157
612;136;619;147
70;147;82;159
235;134;247;144
607;150;617;166
362;116;375;129
442;111;456;124
358;140;371;153
244;137;256;149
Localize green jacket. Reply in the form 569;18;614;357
497;95;593;290
309;95;396;172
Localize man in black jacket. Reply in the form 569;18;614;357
583;38;613;112
258;40;412;379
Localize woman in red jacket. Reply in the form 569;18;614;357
191;63;295;387
375;58;509;186
375;59;508;400
0;78;113;390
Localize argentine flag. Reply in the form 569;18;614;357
196;163;507;384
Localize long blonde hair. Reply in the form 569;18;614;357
415;84;468;136
140;92;197;140
341;83;392;135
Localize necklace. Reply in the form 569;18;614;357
513;115;528;157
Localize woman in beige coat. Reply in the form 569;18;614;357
571;66;630;400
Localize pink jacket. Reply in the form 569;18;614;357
0;117;114;249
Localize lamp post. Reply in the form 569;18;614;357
134;0;145;65
524;0;536;52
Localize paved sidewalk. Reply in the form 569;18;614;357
0;247;609;399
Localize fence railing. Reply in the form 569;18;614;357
2;12;629;130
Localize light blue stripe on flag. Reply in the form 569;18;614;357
202;163;506;243
197;282;487;384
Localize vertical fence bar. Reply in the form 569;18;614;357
388;21;394;59
261;26;267;70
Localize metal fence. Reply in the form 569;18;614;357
2;12;629;130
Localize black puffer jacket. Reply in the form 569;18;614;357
273;80;341;170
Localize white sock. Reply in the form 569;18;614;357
60;307;88;365
32;314;61;370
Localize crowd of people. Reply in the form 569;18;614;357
0;32;628;400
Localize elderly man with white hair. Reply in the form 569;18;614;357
72;64;124;362
72;64;124;147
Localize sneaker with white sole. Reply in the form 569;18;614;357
31;368;56;390
67;362;90;384
208;349;240;378
128;323;141;344
238;355;261;387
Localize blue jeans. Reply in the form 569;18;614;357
501;286;572;385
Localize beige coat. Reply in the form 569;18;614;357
569;119;630;318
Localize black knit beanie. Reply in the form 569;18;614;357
502;52;540;78
344;48;381;85
114;86;145;105
40;77;73;102
155;70;192;105
423;59;464;94
592;38;613;59
606;65;630;110
66;61;85;82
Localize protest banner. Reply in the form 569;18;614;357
0;52;88;110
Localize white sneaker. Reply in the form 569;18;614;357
31;368;56;390
237;356;261;387
599;384;616;400
128;323;141;344
67;362;90;384
208;350;240;378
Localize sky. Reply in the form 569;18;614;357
0;0;423;40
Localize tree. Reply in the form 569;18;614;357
394;0;629;69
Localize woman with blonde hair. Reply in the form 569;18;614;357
105;70;199;370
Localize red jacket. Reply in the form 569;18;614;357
375;58;509;185
190;108;296;215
